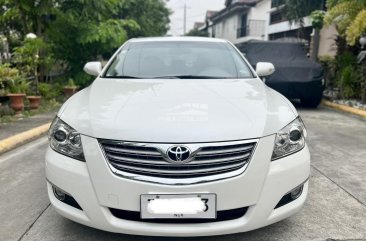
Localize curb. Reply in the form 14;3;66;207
0;122;51;154
322;100;366;118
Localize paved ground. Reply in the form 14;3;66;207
0;106;365;241
0;112;56;140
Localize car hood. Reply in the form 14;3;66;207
58;78;297;143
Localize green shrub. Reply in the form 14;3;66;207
0;105;15;117
65;78;76;88
336;52;357;70
338;65;361;99
334;52;361;99
319;55;336;88
38;83;63;100
0;64;20;95
7;78;31;93
72;72;93;88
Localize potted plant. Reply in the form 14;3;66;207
7;77;31;113
0;64;19;104
26;82;42;110
63;78;77;98
26;92;42;110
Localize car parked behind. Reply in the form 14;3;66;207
238;40;324;107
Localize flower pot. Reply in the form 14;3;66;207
7;93;26;113
27;96;42;110
63;87;77;99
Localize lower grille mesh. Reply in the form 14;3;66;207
109;207;248;223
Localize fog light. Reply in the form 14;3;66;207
52;186;66;201
275;183;305;209
290;185;303;199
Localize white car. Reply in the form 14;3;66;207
46;37;310;237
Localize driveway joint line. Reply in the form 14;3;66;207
311;165;366;207
17;203;51;241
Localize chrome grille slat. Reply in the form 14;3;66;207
110;161;246;175
109;157;248;169
106;154;167;165
107;152;250;166
99;139;257;180
197;145;253;156
194;152;251;163
103;145;161;156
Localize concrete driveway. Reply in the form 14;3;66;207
1;106;365;241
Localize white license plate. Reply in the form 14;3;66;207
140;194;216;219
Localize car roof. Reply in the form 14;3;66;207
128;37;228;43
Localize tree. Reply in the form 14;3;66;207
310;10;325;61
46;0;140;84
324;0;366;46
0;0;54;43
185;29;209;37
275;0;324;60
277;0;322;29
116;0;170;38
0;0;171;87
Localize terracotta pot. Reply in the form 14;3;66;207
7;93;26;113
63;87;77;99
27;96;42;110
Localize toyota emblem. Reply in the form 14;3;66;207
167;146;191;163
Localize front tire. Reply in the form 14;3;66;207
301;97;322;108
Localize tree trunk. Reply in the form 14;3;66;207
36;15;45;93
311;29;320;61
362;62;366;104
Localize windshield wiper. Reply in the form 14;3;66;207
106;75;142;79
153;75;226;79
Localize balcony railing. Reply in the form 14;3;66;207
236;20;266;39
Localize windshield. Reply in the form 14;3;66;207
104;41;254;79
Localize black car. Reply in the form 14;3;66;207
238;40;324;107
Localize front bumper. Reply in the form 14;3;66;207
45;135;310;237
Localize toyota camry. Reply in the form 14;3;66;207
46;37;310;236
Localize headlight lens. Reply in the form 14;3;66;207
272;117;307;160
48;117;85;161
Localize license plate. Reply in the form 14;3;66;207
140;194;216;219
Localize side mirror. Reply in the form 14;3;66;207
83;61;102;76
256;62;275;77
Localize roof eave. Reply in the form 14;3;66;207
211;3;250;23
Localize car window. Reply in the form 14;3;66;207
104;41;254;79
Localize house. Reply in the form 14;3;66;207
193;22;205;30
199;10;219;38
266;0;314;43
208;0;269;44
204;0;337;57
266;0;337;57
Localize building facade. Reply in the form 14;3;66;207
207;0;269;44
202;0;337;57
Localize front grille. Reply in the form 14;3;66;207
109;207;248;223
99;139;257;181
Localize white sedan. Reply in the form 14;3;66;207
46;37;310;236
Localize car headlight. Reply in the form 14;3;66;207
272;117;307;160
48;117;85;161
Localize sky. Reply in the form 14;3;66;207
166;0;225;36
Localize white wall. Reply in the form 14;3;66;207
249;0;270;40
214;14;239;42
318;25;338;57
267;16;312;36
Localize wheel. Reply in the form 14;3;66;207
301;97;322;108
